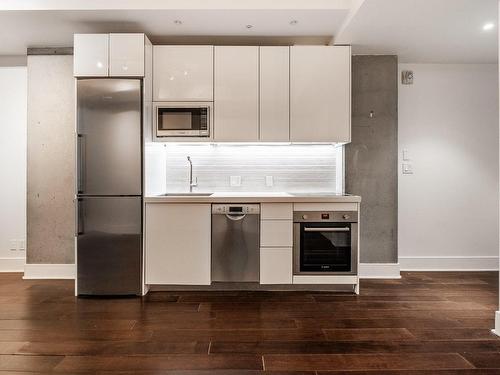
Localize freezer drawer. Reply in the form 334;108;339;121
77;79;142;195
77;196;142;295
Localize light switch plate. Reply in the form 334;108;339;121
402;163;413;174
403;148;410;161
265;176;274;187
9;240;17;251
19;239;25;251
230;176;242;187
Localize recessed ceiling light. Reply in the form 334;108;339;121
290;20;298;26
246;24;253;29
174;20;182;25
483;22;495;31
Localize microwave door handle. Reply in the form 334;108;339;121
304;227;350;232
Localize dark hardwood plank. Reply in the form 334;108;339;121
134;317;297;330
19;340;209;355
151;328;326;342
54;354;263;372
318;370;500;375
0;354;63;372
460;352;500;369
263;353;474;371
408;329;499;341
211;340;500;355
323;328;416;341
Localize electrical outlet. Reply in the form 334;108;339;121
402;163;413;175
230;176;242;187
265;176;274;187
9;240;17;251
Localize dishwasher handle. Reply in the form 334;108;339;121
225;213;247;221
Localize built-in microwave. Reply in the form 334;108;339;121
154;102;212;138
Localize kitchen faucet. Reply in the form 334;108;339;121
187;156;197;192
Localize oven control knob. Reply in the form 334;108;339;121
302;214;308;220
343;214;350;220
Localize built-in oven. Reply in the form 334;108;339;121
154;102;212;138
293;211;358;275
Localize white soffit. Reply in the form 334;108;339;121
0;1;351;55
0;0;351;10
335;0;498;63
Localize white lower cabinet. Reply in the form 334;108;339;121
260;247;292;284
145;203;211;285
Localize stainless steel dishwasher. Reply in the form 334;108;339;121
211;204;260;282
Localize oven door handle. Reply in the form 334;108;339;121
304;227;350;232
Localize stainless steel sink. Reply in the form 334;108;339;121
158;193;213;197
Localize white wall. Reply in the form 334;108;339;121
399;63;499;271
0;67;27;271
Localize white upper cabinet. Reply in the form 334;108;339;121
74;34;109;77
214;46;259;142
290;46;351;143
259;47;290;142
109;33;145;77
74;33;146;77
153;46;214;101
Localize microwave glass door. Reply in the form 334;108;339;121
300;223;352;273
157;107;207;134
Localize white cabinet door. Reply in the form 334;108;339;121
260;247;292;284
109;34;145;77
153;45;214;101
214;46;259;141
145;203;211;285
260;47;290;141
290;46;351;143
73;34;109;77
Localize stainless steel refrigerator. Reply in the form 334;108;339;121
76;79;142;296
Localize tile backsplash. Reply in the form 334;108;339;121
145;143;343;195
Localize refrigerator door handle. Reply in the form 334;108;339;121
76;198;84;235
77;134;85;194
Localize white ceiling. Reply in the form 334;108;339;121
0;0;497;64
335;0;498;63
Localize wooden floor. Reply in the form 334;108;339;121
0;272;499;374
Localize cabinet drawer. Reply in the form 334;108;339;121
260;220;292;247
261;203;293;220
260;247;292;284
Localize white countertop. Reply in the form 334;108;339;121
144;192;361;203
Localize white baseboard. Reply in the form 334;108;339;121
23;263;75;279
359;263;401;279
493;311;500;337
0;257;25;272
399;256;499;271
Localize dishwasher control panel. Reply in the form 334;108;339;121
212;204;260;215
